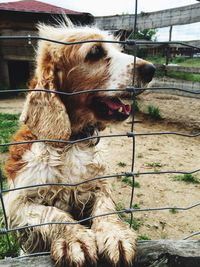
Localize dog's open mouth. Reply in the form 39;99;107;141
90;96;132;121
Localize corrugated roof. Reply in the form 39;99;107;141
0;0;82;14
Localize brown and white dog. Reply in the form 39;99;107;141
4;20;155;266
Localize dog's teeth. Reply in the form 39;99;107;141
118;107;123;112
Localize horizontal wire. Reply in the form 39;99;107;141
1;168;200;193
128;132;200;138
1;131;200;147
0;36;200;51
0;88;128;96
141;87;200;94
0;86;200;96
0;35;134;45
1;202;199;234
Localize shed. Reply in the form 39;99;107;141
0;0;93;90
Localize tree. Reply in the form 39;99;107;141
130;28;157;41
134;28;157;41
127;28;157;58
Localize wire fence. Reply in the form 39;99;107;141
0;0;200;260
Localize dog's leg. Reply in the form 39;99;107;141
91;188;137;266
5;198;97;267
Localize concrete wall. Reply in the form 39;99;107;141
149;77;200;98
0;240;199;267
94;3;200;31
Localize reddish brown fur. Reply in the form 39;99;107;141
4;125;36;180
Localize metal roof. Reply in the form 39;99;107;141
0;0;83;14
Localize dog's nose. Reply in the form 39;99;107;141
138;63;156;83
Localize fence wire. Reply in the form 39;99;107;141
0;1;200;259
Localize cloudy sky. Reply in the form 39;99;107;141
0;0;200;41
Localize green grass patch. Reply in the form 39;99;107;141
116;202;126;211
0;233;20;259
146;56;200;82
166;71;200;82
126;217;141;231
138;234;151;240
0;209;20;259
146;162;162;168
132;203;140;209
169;207;178;214
0;113;20;153
117;162;127;168
115;202;126;218
172;57;200;67
132;100;139;113
146;56;166;65
147;105;162;120
116;202;142;230
146;56;200;67
122;176;140;188
173;174;200;184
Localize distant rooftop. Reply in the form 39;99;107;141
0;0;83;14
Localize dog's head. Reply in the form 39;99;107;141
20;21;155;144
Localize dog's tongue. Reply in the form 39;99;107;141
104;98;131;115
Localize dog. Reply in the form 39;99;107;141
4;20;155;266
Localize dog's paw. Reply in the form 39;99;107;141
95;222;137;266
51;229;97;267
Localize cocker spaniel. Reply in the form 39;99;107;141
4;20;155;267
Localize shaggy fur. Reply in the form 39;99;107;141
4;20;154;267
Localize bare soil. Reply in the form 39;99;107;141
0;97;24;114
0;94;200;240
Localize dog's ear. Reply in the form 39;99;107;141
20;88;71;147
20;24;71;146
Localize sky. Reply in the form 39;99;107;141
0;0;200;41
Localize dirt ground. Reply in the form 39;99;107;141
0;94;200;240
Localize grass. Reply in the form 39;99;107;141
166;71;200;82
169;207;178;214
132;203;140;209
0;113;20;257
117;162;127;168
0;113;20;153
121;176;140;188
145;56;200;82
0;233;20;259
146;162;163;172
116;202;142;231
132;100;139;113
176;57;200;67
125;217;141;231
146;162;162;168
0;208;20;259
146;56;200;67
171;57;200;67
116;202;126;211
138;234;151;240
147;105;162;120
173;174;200;184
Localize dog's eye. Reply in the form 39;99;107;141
85;45;106;61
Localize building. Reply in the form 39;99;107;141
0;0;93;90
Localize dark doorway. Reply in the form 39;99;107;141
8;60;30;89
